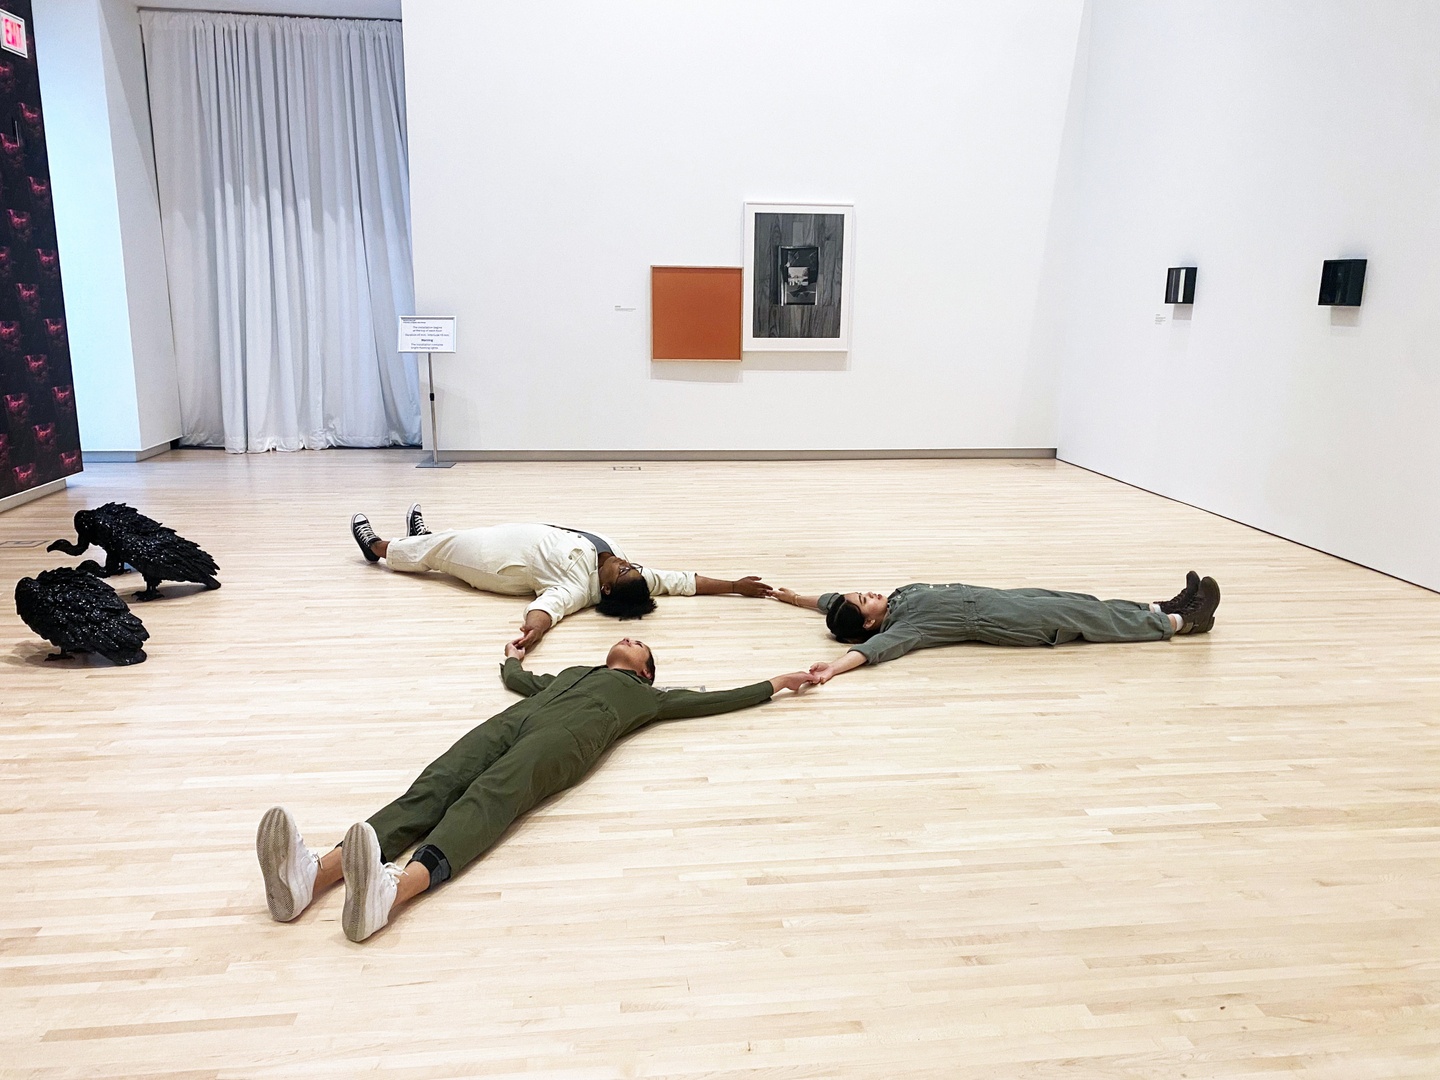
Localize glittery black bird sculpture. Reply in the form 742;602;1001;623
15;567;150;665
48;502;221;601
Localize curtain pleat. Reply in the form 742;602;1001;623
141;11;420;452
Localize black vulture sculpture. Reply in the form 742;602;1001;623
48;502;221;601
15;567;150;665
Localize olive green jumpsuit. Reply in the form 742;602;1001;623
819;582;1174;666
365;658;774;875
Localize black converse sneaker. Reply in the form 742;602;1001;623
1158;571;1201;615
351;513;381;562
1176;575;1221;634
405;503;430;537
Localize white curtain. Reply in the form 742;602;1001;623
141;12;420;452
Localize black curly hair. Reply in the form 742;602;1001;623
596;575;656;620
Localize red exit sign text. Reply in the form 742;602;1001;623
1;10;27;59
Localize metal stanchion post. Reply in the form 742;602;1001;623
417;351;455;468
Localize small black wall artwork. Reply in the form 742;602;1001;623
777;245;819;306
1165;266;1197;305
1318;259;1366;307
0;1;81;501
744;202;852;350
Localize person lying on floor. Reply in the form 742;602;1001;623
769;571;1221;683
257;637;817;941
349;505;773;650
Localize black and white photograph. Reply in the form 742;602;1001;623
777;244;819;306
743;201;854;350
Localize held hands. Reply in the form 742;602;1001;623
807;651;866;684
733;575;773;598
770;670;820;695
504;641;526;661
510;609;552;653
509;624;544;652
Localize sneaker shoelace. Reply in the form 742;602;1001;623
1162;582;1192;609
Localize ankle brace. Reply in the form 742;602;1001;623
409;844;452;886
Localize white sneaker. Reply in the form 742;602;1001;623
256;806;319;922
341;821;402;942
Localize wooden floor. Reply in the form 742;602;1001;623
3;450;1438;1079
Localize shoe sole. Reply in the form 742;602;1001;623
256;806;301;922
351;515;380;563
341;821;383;942
1185;577;1222;635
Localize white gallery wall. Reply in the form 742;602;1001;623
401;0;1087;452
33;0;180;455
1056;1;1440;591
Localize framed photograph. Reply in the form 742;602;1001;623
743;201;853;351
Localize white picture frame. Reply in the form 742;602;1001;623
743;201;854;352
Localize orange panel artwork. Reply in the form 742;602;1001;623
650;266;742;361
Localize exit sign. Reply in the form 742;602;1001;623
1;10;26;58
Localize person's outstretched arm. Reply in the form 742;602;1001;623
653;671;816;721
809;622;925;682
638;568;770;599
693;574;773;598
512;569;595;651
509;608;554;652
807;650;869;684
770;587;824;612
500;643;556;697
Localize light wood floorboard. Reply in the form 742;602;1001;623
2;450;1437;1078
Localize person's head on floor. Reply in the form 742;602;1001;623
606;637;656;684
826;591;889;643
597;557;656;619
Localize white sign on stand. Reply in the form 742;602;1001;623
398;316;458;468
398;316;456;354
